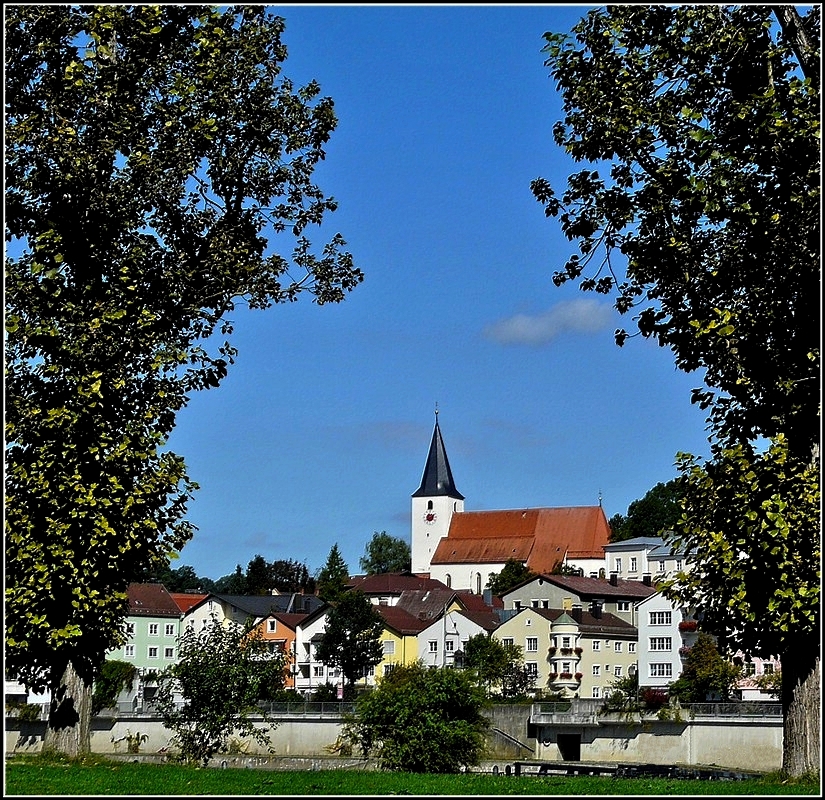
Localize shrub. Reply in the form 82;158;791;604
92;660;137;714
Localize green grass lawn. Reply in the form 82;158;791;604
4;754;820;796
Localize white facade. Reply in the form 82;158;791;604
602;537;665;580
416;610;488;668
292;609;341;696
410;494;463;576
427;560;504;595
636;592;688;689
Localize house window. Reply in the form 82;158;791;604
362;666;375;677
268;620;276;633
383;664;396;676
502;637;514;647
562;662;571;674
148;647;159;659
650;637;672;651
614;642;623;653
592;640;601;651
542;600;549;608
763;663;774;675
148;623;159;636
525;617;532;626
616;601;630;612
649;611;672;626
514;600;522;610
629;557;637;572
650;663;673;678
525;662;538;676
746;662;756;676
614;665;623;677
445;640;455;652
615;558;622;573
125;622;135;636
659;561;666;572
628;642;637;653
592;687;601;698
429;640;438;653
526;637;538;652
561;636;571;648
383;640;395;655
676;560;683;570
313;666;325;678
124;645;135;658
531;600;539;608
592;665;601;676
164;647;174;659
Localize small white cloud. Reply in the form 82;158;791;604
484;298;614;346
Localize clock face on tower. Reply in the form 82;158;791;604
423;511;438;525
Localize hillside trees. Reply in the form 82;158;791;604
485;559;536;596
5;5;361;757
359;531;411;575
608;479;682;542
531;5;819;776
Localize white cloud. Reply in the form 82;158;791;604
484;297;615;346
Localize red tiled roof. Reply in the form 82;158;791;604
128;583;181;617
457;609;501;633
534;574;656;599
532;607;637;633
272;613;307;630
455;589;504;611
431;506;610;572
169;592;208;613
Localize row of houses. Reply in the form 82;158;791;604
105;551;778;709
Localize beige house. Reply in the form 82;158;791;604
494;606;638;699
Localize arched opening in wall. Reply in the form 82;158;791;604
445;574;452;588
476;573;482;595
453;502;458;512
427;500;433;510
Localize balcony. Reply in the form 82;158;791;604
530;699;601;726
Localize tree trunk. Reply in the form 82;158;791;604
42;660;93;757
770;6;820;87
781;646;820;778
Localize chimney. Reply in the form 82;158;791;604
589;601;603;619
571;605;582;623
642;574;652;587
483;588;493;607
609;573;618;586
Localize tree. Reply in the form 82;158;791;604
609;479;683;542
669;633;742;704
532;5;819;776
463;633;528;697
359;531;411;575
5;5;361;756
269;559;315;594
485;559;536;596
344;661;488;773
245;554;274;596
154;617;286;765
316;543;350;603
213;565;248;596
315;590;383;691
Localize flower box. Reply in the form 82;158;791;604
560;648;573;655
547;647;557;656
559;672;573;680
574;647;582;655
574;672;583;681
548;672;558;681
678;620;698;632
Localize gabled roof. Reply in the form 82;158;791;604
431;506;610;569
394;588;458;621
169;592;208;614
271;612;308;631
411;416;464;500
188;592;323;618
346;572;450;595
530;607;637;635
506;573;656;600
376;605;431;636
454;589;504;611
603;536;666;550
127;583;181;617
456;608;501;633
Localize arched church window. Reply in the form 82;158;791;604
445;574;451;588
427;500;433;510
476;573;482;595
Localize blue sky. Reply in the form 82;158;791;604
165;4;713;581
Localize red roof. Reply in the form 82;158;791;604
169;592;208;613
128;583;181;617
431;506;610;572
346;572;450;595
376;605;431;635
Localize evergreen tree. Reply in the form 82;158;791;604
316;544;350;603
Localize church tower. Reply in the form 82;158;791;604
411;411;464;575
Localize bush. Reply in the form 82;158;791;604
344;661;488;773
92;660;137;714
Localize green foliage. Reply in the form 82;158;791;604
92;660;137;715
344;661;489;773
754;669;783;701
609;479;683;542
602;671;639;713
669;633;742;704
463;634;531;698
154;617;286;765
315;590;383;689
532;5;819;456
4;3;361;749
663;438;819;660
213;565;248;595
485;559;536;595
7;701;43;722
316;544;350;603
359;531;411;575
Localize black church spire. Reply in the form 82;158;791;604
411;412;464;500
